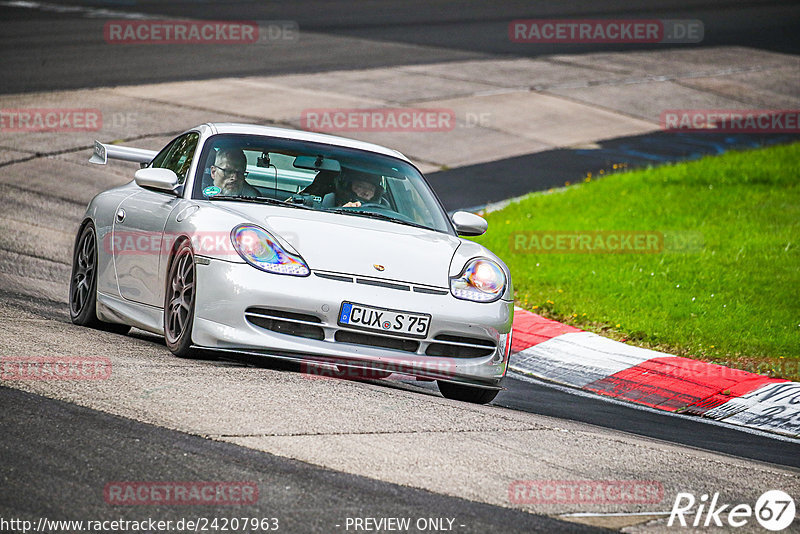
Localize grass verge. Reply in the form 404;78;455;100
474;142;800;379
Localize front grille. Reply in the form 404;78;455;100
334;330;419;353
314;272;353;283
413;286;449;295
314;270;447;295
356;278;410;291
245;308;324;341
425;334;496;358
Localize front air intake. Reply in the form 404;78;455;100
245;308;324;341
425;334;496;358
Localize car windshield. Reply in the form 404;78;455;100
191;133;452;233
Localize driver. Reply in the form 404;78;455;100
337;169;385;208
210;148;259;197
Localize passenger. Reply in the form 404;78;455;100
337;170;386;208
299;169;337;198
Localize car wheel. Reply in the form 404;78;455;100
69;222;130;335
164;240;196;357
437;381;499;404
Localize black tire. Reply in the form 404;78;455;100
437;381;499;404
69;222;130;335
164;240;196;357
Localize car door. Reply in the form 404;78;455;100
113;132;199;306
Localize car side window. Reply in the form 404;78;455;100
150;132;200;184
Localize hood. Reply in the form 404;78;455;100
215;203;461;287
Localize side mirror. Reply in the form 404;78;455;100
134;167;181;195
451;211;488;236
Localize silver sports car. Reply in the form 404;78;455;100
70;123;513;403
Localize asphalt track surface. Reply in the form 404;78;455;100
0;386;602;533
1;0;799;93
1;0;799;530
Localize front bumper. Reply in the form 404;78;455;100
192;258;514;388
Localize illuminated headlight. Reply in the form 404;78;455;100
231;224;310;277
450;258;506;302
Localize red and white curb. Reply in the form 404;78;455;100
509;308;800;438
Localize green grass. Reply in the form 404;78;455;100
473;143;800;379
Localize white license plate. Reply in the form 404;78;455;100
338;302;430;338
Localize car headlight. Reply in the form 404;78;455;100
450;258;506;302
231;224;310;276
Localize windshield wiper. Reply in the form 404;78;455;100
210;195;312;209
327;208;433;230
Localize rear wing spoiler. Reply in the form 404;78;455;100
89;140;157;165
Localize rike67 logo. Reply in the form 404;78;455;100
668;490;795;531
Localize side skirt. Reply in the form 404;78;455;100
97;291;164;335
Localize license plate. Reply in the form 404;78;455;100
338;302;430;338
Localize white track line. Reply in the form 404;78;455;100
560;511;673;517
